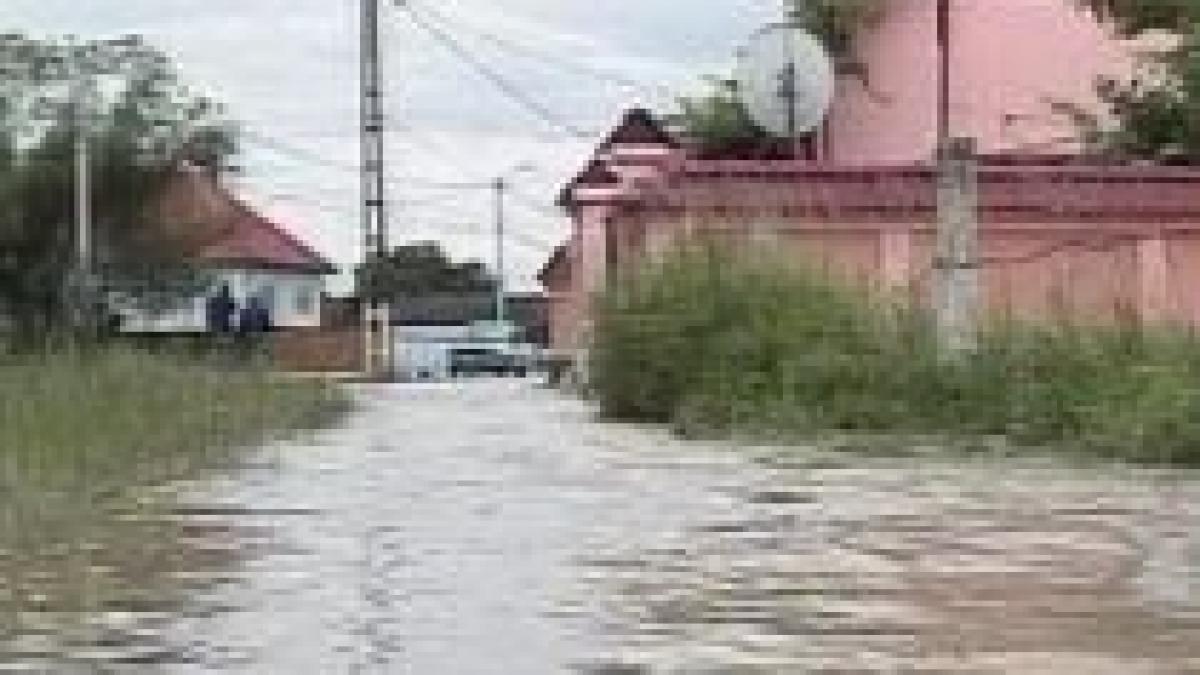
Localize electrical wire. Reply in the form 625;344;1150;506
405;0;676;99
244;170;561;252
245;129;569;222
241;128;491;189
392;2;597;140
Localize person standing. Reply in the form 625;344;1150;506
235;295;274;361
206;284;236;335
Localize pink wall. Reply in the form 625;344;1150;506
827;0;1132;164
546;159;1200;350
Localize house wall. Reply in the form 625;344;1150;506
541;257;579;354
117;269;325;333
826;0;1133;164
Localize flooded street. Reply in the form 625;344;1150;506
5;380;1200;672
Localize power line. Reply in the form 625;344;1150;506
242;131;533;193
392;2;597;140
239;125;568;252
390;130;566;217
241;128;484;189
246;131;568;220
406;0;675;99
242;129;358;172
243;169;560;251
248;169;564;248
410;220;556;253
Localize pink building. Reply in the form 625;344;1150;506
541;1;1200;354
825;0;1134;163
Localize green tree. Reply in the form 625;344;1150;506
1074;1;1200;158
0;34;236;339
676;77;771;154
677;1;887;152
356;242;498;300
1077;0;1198;35
787;0;887;76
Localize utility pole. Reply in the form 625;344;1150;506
934;136;979;355
361;0;393;379
70;42;94;336
493;177;506;327
937;0;952;146
779;61;797;141
778;2;798;147
489;163;535;330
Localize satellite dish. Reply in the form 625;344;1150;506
735;24;834;138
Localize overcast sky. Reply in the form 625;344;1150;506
3;0;779;293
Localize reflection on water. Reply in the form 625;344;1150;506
0;486;265;670
2;382;1198;672
576;454;1200;672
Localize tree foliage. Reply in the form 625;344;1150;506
787;0;887;74
1072;1;1200;158
676;78;771;154
0;33;237;337
676;1;887;153
355;242;498;300
1077;0;1199;36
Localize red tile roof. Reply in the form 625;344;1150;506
195;196;335;273
154;168;335;274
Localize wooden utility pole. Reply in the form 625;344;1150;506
934;136;979;355
361;0;393;378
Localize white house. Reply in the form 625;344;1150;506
115;168;334;333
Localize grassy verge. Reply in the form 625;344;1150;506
590;245;1200;465
0;346;348;654
0;346;346;498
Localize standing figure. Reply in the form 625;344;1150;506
240;295;272;335
206;284;236;335
253;295;273;334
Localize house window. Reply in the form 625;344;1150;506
294;284;316;315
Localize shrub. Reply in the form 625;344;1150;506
590;244;1200;464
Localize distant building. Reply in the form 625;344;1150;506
386;293;547;380
114;167;335;334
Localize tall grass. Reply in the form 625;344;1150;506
0;346;347;656
590;244;1200;464
0;346;345;498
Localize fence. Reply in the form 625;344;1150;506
270;328;363;373
548;154;1200;354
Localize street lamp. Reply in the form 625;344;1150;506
492;162;537;329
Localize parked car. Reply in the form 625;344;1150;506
449;347;529;378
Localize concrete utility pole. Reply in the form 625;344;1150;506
937;0;952;145
361;0;393;378
70;43;95;335
74;93;91;331
493;177;506;326
934;136;980;355
779;1;799;147
489;163;535;331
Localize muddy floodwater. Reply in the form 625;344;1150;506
2;381;1199;672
